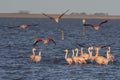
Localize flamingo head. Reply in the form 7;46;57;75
64;49;68;53
74;48;78;52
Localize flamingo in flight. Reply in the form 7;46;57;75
33;37;56;46
42;9;69;23
83;20;108;30
14;24;38;29
8;24;38;29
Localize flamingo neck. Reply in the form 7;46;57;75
95;48;99;57
106;50;110;60
75;49;78;56
72;50;75;57
32;49;36;55
81;48;83;55
65;50;68;59
88;49;92;58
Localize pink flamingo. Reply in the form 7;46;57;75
34;51;42;63
33;37;56;46
42;9;69;23
94;47;110;65
64;49;74;65
30;48;36;61
16;24;38;29
83;20;108;30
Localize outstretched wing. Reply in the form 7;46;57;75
26;24;39;26
48;38;56;45
42;13;55;20
33;38;43;46
58;9;70;19
99;43;115;48
99;20;108;26
83;23;95;28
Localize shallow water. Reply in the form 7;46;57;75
0;18;120;80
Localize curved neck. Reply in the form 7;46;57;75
88;49;92;58
72;50;75;57
65;50;68;58
95;48;99;57
75;49;78;56
32;49;36;55
106;50;110;60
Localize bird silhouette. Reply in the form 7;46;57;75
8;24;38;29
83;20;108;30
33;37;56;46
42;9;69;23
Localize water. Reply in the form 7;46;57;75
0;18;120;80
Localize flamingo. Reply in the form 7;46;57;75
79;47;90;60
107;47;115;62
94;47;110;65
88;46;96;63
64;49;74;65
15;24;38;29
34;51;42;63
74;48;87;64
83;20;108;30
30;48;36;61
42;9;69;23
33;37;56;46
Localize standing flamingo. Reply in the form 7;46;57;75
74;48;87;64
107;47;115;62
30;48;36;61
94;47;110;65
33;37;56;46
64;49;74;65
79;47;90;60
42;9;69;23
83;20;108;30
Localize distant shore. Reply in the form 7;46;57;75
0;13;120;20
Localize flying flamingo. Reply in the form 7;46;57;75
14;24;38;29
83;20;108;30
42;9;69;23
30;48;36;61
34;51;42;63
64;49;74;65
33;37;56;46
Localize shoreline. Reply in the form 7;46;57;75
0;13;120;20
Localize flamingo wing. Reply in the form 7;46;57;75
100;43;115;48
58;9;70;19
26;24;39;26
48;38;56;45
33;38;43;46
83;23;95;28
99;20;108;26
42;13;55;20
